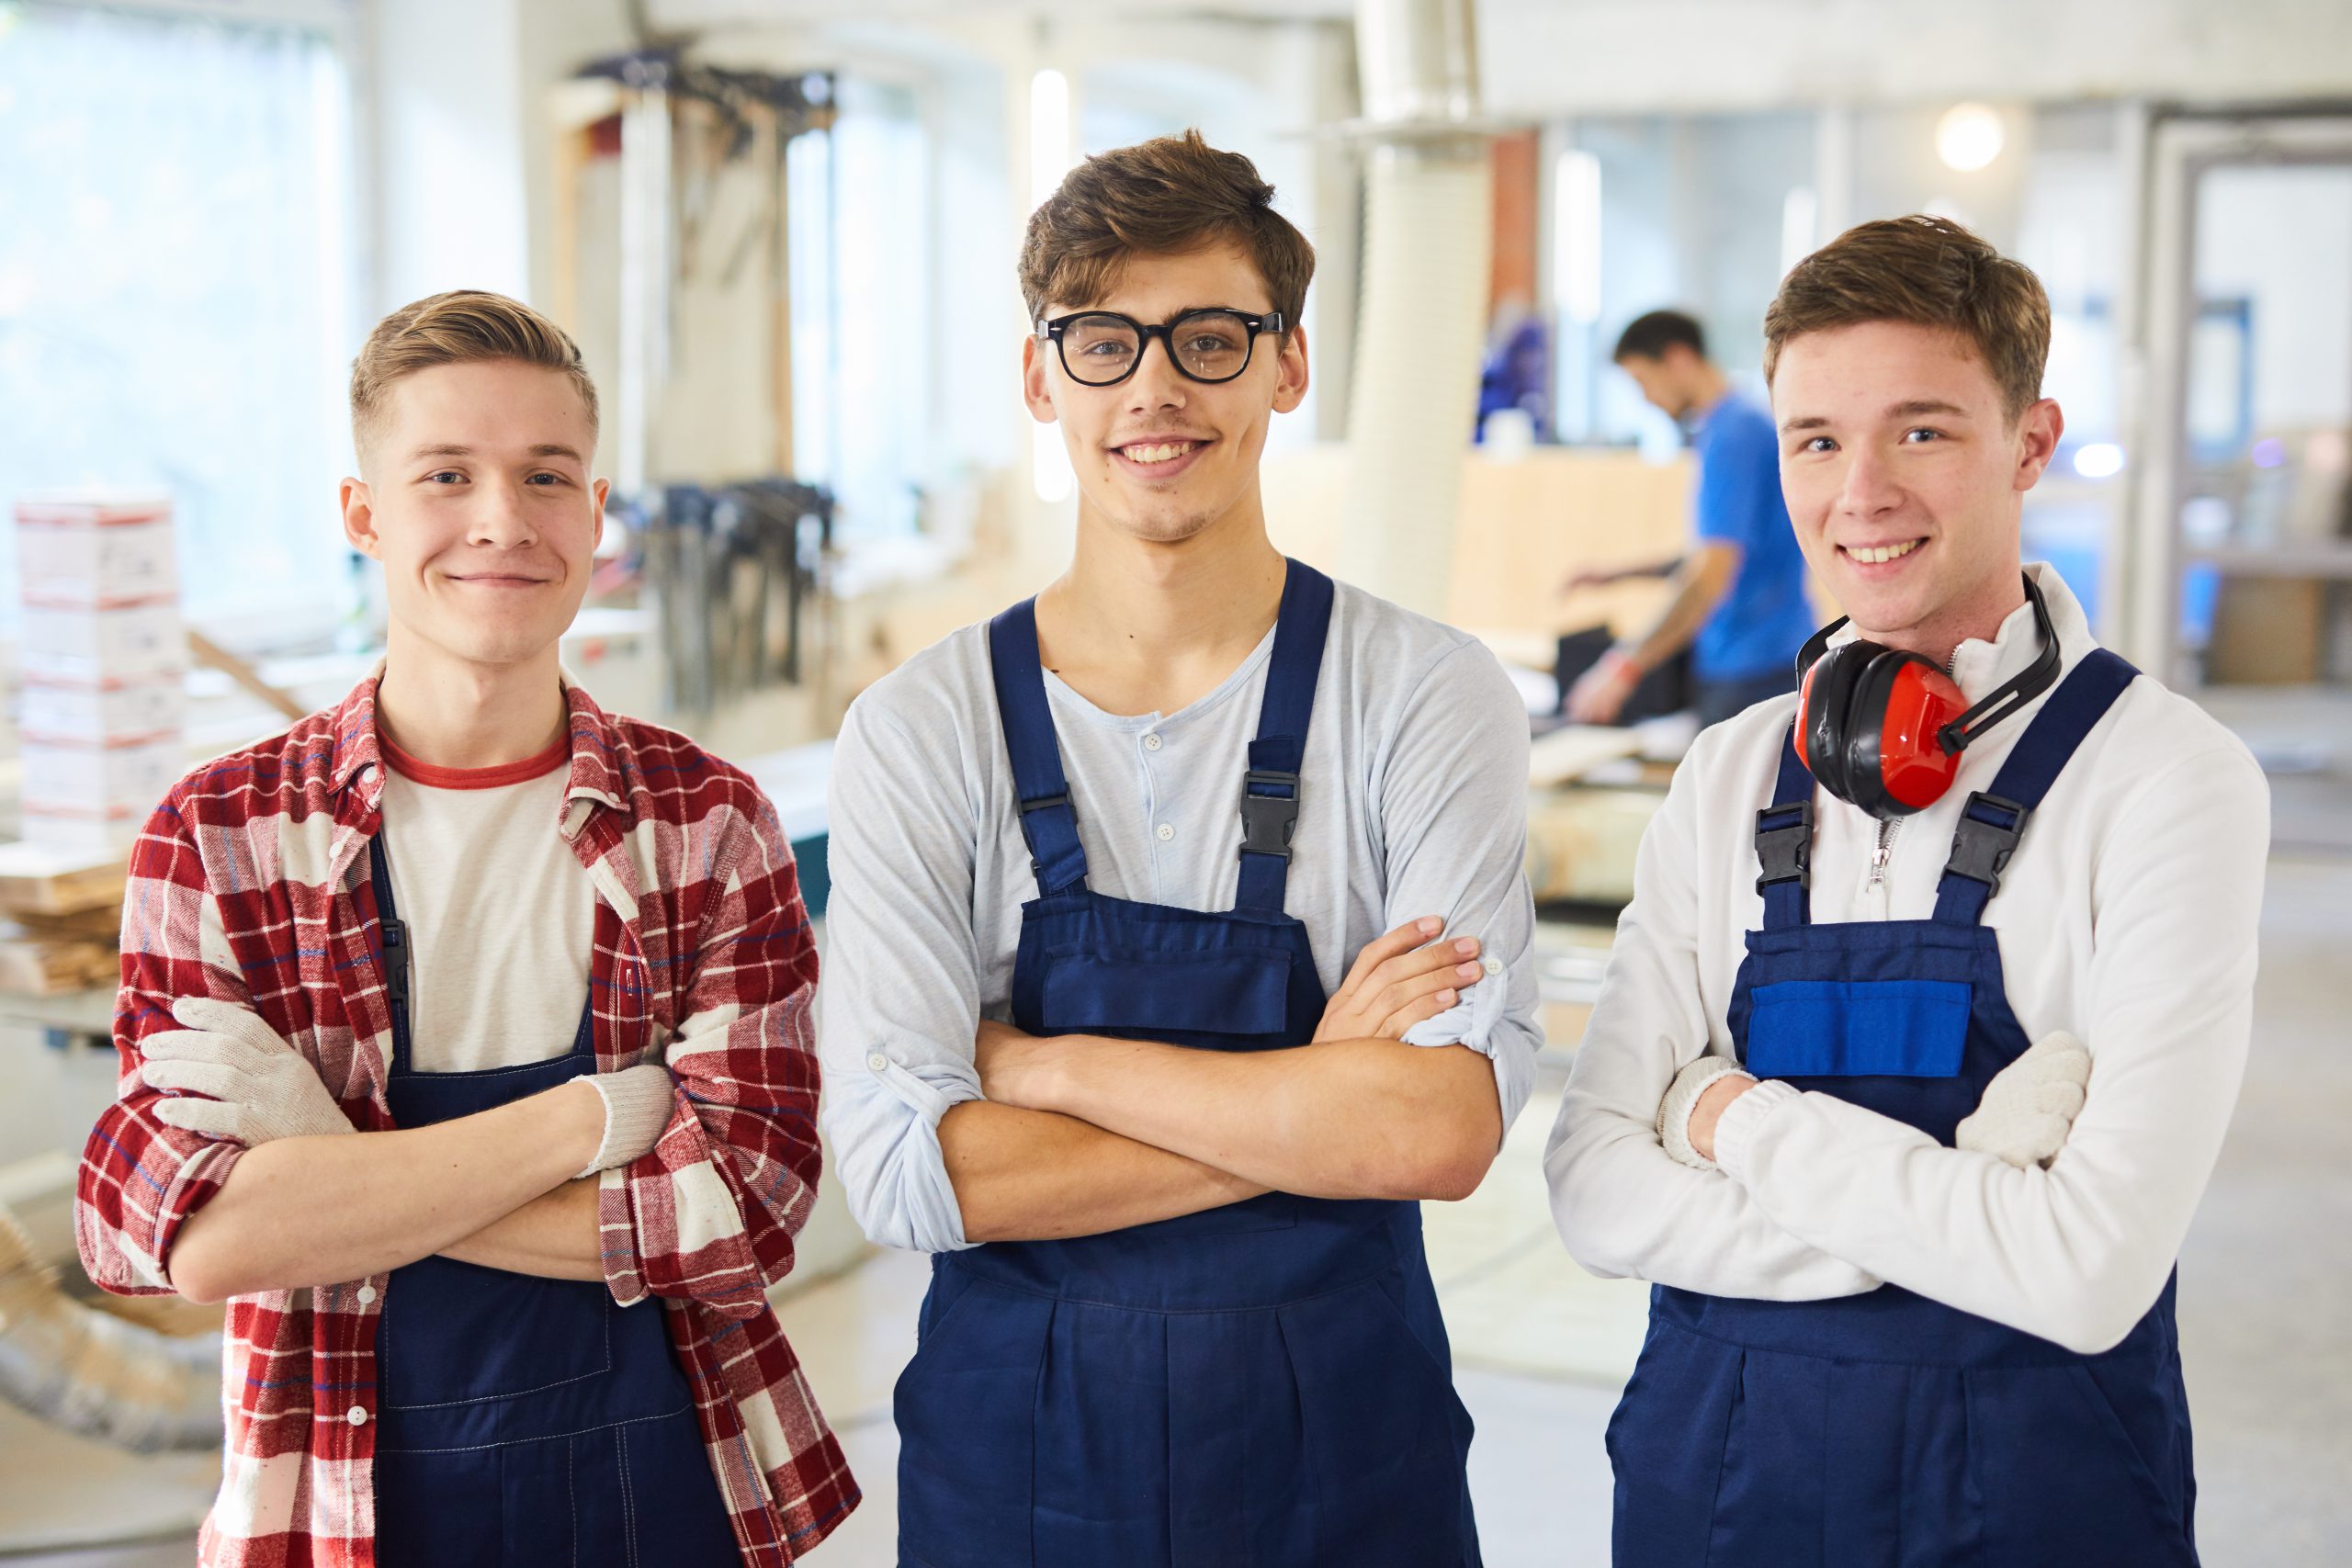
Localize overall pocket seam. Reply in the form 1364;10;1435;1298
2066;1363;2188;1540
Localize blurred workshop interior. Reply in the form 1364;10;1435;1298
1;0;2349;1563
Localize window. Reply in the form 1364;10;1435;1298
0;1;354;638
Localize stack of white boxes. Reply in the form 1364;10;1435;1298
15;492;186;852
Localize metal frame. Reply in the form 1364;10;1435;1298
2120;108;2352;683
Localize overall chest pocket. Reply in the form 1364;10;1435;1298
378;1262;616;1409
1038;943;1294;1040
1742;979;1973;1079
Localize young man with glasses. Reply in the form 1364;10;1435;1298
820;131;1543;1567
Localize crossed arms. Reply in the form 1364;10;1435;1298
77;789;826;1313
818;646;1545;1255
943;922;1510;1243
1542;739;2270;1354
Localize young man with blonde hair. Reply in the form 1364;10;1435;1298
76;291;855;1565
820;130;1543;1566
1547;217;2267;1567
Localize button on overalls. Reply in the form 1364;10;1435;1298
1608;649;2200;1568
893;562;1482;1568
367;835;742;1568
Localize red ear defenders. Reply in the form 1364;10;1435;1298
1794;572;2062;818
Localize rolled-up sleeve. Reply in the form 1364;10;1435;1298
77;791;250;1297
818;701;989;1254
1377;643;1545;1134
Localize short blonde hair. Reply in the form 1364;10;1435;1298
350;290;598;462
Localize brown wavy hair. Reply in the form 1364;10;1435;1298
1765;215;2050;422
1020;130;1314;330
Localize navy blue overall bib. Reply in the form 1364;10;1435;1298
1608;649;2200;1568
367;835;741;1568
892;562;1480;1568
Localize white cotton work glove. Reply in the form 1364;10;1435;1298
138;997;355;1145
574;1063;676;1179
1657;1054;1755;1171
1956;1031;2092;1169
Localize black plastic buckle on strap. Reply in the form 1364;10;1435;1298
379;918;410;1008
1944;791;2030;895
1753;800;1814;895
1238;769;1302;859
1017;793;1075;880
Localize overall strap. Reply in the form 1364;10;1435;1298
1933;648;2139;925
1754;724;1816;929
368;832;413;1069
988;600;1090;896
1234;561;1337;915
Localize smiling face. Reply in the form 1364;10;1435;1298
341;358;607;675
1772;320;2062;655
1023;243;1308;549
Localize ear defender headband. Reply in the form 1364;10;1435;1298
1792;572;2062;818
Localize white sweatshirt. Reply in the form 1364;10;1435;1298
1542;564;2269;1356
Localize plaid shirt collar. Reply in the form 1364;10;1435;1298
322;660;633;829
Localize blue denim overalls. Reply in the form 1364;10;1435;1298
367;834;741;1567
1608;649;2200;1567
893;562;1481;1568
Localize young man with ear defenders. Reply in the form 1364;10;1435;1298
1544;216;2268;1567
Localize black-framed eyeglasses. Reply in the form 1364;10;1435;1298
1036;308;1287;388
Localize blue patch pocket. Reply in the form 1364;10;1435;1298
1040;943;1293;1038
1743;980;1972;1079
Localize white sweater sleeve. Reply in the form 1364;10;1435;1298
1543;755;1883;1301
1711;745;2269;1353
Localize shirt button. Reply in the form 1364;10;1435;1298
866;1052;889;1073
1143;734;1163;751
1482;958;1502;976
1156;823;1175;842
356;1285;378;1304
346;1405;368;1427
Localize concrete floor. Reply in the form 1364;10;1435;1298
10;693;2349;1566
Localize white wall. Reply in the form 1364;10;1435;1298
1479;0;2352;116
366;0;533;314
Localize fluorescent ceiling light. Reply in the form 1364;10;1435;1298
2072;442;2124;479
1030;68;1071;212
1936;103;2004;173
1554;149;1601;326
1781;186;1818;276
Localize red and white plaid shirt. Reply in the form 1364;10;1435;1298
75;672;859;1565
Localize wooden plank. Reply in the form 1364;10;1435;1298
0;932;116;996
0;842;128;918
1527;724;1645;787
187;628;306;723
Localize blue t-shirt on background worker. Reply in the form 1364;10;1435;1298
1563;309;1818;728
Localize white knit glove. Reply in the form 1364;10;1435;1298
1657;1054;1755;1170
575;1063;676;1178
1956;1032;2092;1168
139;997;355;1145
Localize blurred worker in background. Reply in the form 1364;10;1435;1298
1563;309;1818;728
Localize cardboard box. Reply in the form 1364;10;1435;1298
20;736;185;830
17;671;186;744
19;599;186;681
2208;575;2326;685
15;513;177;605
